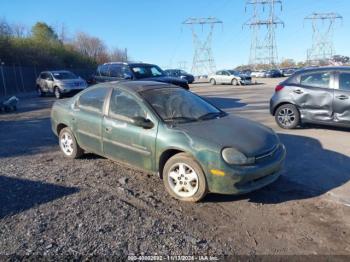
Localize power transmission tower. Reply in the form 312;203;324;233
183;17;222;76
244;0;284;68
305;12;343;65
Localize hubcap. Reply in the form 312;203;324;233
55;89;60;98
60;132;74;156
168;163;199;198
277;108;296;127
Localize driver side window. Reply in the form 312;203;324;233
109;89;147;121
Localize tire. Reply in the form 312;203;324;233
163;153;208;202
59;127;84;159
38;86;45;97
54;87;62;99
231;79;239;86
275;104;300;129
210;78;216;85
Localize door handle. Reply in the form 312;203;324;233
336;95;349;100
293;89;303;94
105;126;112;133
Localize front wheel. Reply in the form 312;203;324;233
38;86;45;97
54;87;62;99
232;79;239;86
163;153;208;202
275;104;300;129
59;127;84;159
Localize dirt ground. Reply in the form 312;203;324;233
0;78;349;257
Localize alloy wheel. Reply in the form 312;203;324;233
167;163;199;198
60;132;74;156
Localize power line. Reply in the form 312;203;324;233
304;12;343;64
244;0;284;68
183;17;223;76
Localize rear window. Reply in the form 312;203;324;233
78;87;109;113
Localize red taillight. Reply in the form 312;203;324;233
275;85;284;92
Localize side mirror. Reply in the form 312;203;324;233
132;117;154;129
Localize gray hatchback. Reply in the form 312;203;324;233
270;66;350;129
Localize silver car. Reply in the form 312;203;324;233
36;70;88;99
209;70;252;86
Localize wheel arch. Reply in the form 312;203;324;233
57;123;68;136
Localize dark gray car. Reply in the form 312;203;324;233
270;66;350;129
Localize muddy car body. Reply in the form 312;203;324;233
270;66;350;129
51;81;286;201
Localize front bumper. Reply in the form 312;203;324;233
240;79;252;85
206;144;286;195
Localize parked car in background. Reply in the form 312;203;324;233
265;69;283;78
270;66;350;129
164;69;195;84
281;68;298;77
36;70;88;99
251;70;267;78
209;70;252;86
92;62;189;90
51;81;286;202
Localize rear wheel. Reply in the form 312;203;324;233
163;153;208;202
275;104;300;129
210;78;216;85
59;127;84;159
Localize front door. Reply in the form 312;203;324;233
296;71;334;122
102;89;158;171
73;86;110;154
333;71;350;125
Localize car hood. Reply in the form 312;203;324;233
173;115;279;157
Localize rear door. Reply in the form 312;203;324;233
222;71;232;83
333;71;350;125
296;71;335;122
73;86;110;155
102;89;158;171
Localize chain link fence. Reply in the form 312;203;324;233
0;65;96;98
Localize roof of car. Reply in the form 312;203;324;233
102;80;180;93
296;66;350;74
102;62;157;67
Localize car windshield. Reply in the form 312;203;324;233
228;70;240;76
141;88;225;123
52;72;77;80
130;65;165;79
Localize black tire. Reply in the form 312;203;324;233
54;87;62;99
59;127;84;159
38;86;45;97
210;78;216;85
231;79;239;86
275;104;300;129
163;153;208;202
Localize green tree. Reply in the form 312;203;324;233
31;22;58;42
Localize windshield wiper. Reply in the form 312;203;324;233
163;116;197;123
197;112;225;121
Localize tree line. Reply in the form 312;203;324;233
0;18;128;69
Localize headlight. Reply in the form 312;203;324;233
222;148;255;165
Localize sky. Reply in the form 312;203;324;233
1;0;349;71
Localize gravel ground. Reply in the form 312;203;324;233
1;81;350;258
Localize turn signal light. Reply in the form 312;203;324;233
275;85;284;92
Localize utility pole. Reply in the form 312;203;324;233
305;12;343;65
183;17;223;76
244;0;284;69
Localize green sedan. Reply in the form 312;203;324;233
51;81;286;202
